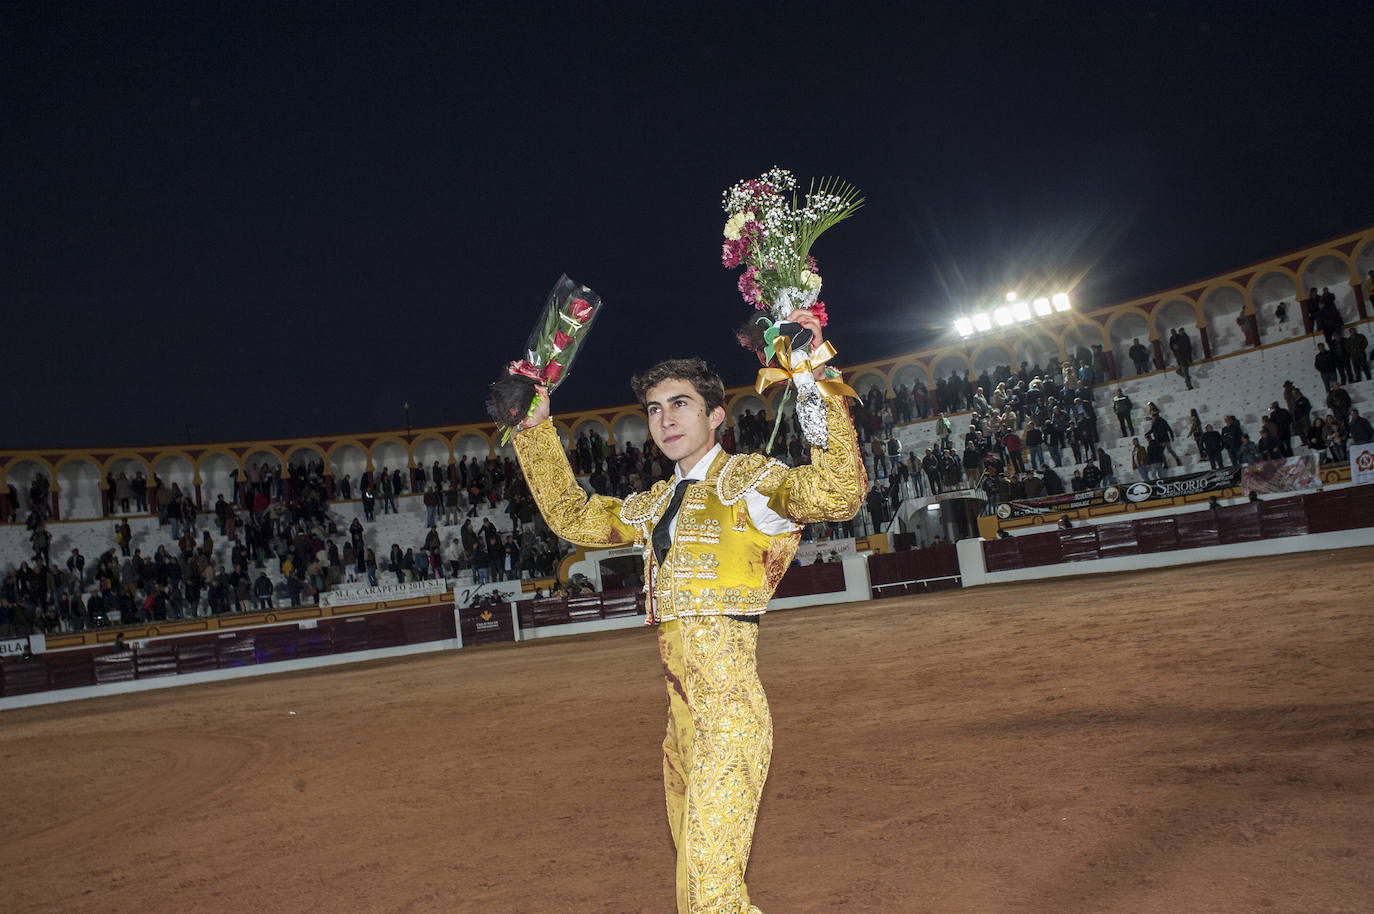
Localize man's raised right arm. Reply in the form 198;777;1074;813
511;412;637;550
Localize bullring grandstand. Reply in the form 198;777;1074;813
2;223;1372;705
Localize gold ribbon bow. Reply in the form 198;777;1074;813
754;337;858;399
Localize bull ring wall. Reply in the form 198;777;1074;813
959;483;1374;587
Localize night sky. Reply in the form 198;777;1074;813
4;3;1371;449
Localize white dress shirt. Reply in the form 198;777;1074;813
671;445;798;538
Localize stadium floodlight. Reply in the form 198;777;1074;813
1011;300;1032;322
954;317;975;337
1052;292;1071;312
993;307;1013;327
1032;297;1052;316
972;312;993;332
1005;291;1018;302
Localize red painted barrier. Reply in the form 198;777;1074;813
514;588;647;631
981;487;1372;573
868;545;961;596
0;605;459;699
774;561;846;599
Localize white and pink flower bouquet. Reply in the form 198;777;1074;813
721;166;862;330
721;167;862;448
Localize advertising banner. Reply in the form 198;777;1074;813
1242;455;1321;495
1122;466;1241;503
998;486;1121;519
457;602;516;645
319;578;447;608
795;537;857;564
1351;442;1374;486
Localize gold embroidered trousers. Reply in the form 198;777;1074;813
659;616;771;914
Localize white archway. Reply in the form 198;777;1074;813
1201;287;1247;355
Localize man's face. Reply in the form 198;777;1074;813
644;378;724;470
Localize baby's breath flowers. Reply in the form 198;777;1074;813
720;167;862;319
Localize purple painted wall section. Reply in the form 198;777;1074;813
867;544;961;596
773;562;847;599
514;587;645;630
0;606;457;698
983;489;1371;573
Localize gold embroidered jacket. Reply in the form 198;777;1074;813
512;393;866;622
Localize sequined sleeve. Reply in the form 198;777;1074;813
760;394;867;524
511;419;637;549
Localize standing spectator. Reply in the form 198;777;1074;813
214;495;230;534
1266;402;1294;457
1112;389;1135;436
921;448;942;496
1314;343;1338;392
66;548;85;589
1095;447;1116;486
1024;419;1046;470
132;472;148;512
1220;415;1245;467
869;438;886;479
253;572;273;610
445;483;460;526
31;524;51;567
379;468;398;514
1169;328;1195;390
1145;434;1166;480
1186;409;1204;461
1081;457;1102;489
1316;287;1343;349
935;413;951;451
361;481;376;521
423;486;438;527
114;472;133;513
1347;408;1373;445
1002;428;1024;473
1326;383;1352;432
1149;408;1182;467
1091;345;1111;383
1200;424;1224;469
1345;326;1371;382
1128;338;1151;375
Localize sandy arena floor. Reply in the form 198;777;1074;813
2;548;1372;914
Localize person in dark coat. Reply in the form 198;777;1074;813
1266;402;1294;457
1200;424;1225;469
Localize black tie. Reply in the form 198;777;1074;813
653;479;696;565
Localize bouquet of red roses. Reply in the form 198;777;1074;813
487;275;601;444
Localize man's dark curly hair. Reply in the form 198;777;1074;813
630;358;726;414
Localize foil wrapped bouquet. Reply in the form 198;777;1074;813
721;166;862;449
487;275;602;444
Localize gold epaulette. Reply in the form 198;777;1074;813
717;453;790;506
620;479;673;527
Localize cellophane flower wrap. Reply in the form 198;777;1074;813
721;167;862;448
487;275;602;444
